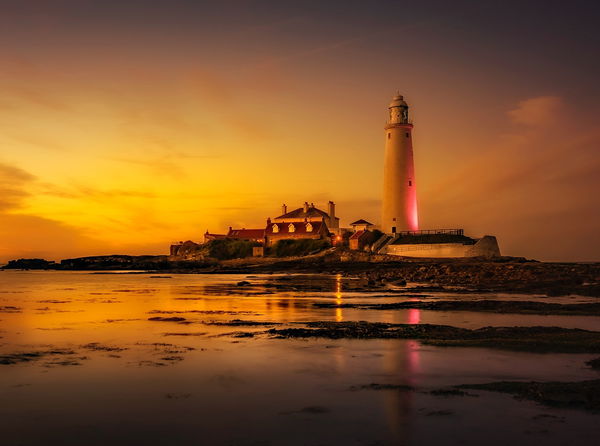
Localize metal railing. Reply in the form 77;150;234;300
394;229;464;236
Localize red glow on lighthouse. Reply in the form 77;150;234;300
406;186;419;231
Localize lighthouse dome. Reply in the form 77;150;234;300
389;94;408;108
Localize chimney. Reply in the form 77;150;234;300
303;202;309;213
328;201;335;218
281;203;287;215
267;217;271;225
310;202;314;208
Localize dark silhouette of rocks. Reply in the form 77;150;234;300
459;380;600;412
268;321;600;353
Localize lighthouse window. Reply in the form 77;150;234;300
408;180;412;186
387;133;390;139
406;133;409;138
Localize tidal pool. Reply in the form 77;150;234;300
1;271;599;445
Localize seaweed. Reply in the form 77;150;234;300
350;383;415;392
458;379;600;412
586;357;600;370
268;321;600;353
0;306;22;313
202;319;281;327
313;300;600;316
0;349;79;365
148;316;187;322
81;343;128;352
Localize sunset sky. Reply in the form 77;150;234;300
1;0;599;262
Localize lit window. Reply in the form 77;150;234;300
288;223;295;233
272;224;279;233
306;223;313;232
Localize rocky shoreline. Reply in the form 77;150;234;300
3;250;599;297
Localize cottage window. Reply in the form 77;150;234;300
306;223;313;232
288;223;295;233
272;224;279;233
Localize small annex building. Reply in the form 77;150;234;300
349;230;373;251
350;219;374;232
265;220;329;247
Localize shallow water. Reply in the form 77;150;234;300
1;271;599;445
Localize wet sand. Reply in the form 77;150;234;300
1;271;599;445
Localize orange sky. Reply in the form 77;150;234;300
1;1;599;262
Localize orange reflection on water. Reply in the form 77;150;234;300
335;274;343;322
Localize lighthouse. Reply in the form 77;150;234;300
382;94;419;233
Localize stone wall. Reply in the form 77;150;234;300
384;235;500;258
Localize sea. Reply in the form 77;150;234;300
0;270;599;445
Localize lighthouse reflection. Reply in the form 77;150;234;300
333;275;421;440
382;309;421;441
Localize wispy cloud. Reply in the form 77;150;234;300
507;96;562;127
0;162;36;211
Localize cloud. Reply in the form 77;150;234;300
0;162;36;211
0;162;107;262
0;214;101;262
9;86;71;111
185;69;234;108
507;96;563;127
109;151;221;179
0;162;36;183
0;161;175;262
421;95;600;261
1;131;68;152
182;68;273;141
40;183;158;201
251;22;427;70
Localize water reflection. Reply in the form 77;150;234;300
1;271;600;446
335;273;343;322
330;272;423;442
381;309;421;440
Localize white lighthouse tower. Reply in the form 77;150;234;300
382;93;419;234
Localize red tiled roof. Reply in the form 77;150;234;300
275;206;331;220
227;228;265;239
266;221;327;235
350;219;374;226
